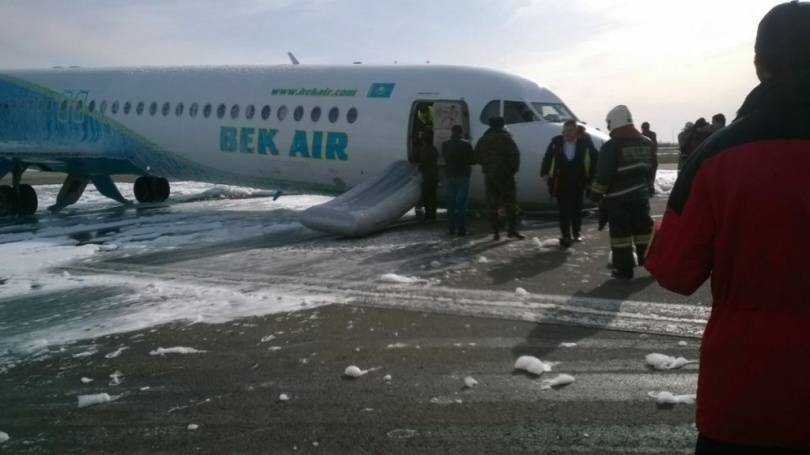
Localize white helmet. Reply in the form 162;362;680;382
606;105;633;131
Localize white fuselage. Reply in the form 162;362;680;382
0;65;607;207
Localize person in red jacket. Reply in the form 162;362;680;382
645;2;810;453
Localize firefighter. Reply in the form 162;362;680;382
474;116;524;240
540;120;598;247
590;105;656;279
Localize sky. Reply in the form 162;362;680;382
0;0;780;141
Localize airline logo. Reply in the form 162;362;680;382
367;83;395;98
220;127;349;161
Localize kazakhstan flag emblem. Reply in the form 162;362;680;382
367;83;395;98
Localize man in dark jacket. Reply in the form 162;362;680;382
442;125;475;236
590;105;656;280
413;130;439;220
474;117;524;240
540;120;598;247
646;3;810;453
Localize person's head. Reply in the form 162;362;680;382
605;105;633;132
694;117;709;130
489;116;505;130
711;113;726;128
641;121;650;132
683;121;694;131
754;1;810;81
451;124;463;138
562;120;577;141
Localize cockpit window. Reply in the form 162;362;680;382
531;102;576;123
503;101;538;125
479;100;500;124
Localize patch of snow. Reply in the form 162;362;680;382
260;335;276;343
532;237;559;249
541;374;576;389
477;256;490;264
0;431;8;443
677;341;688;347
645;353;696;370
559;342;578;348
187;424;199;431
108;370;124;386
149;347;206;356
655;170;678;195
515;287;530;298
386;343;408;349
383;374;392;382
464;376;478;388
344;365;369;378
648;391;696;405
278;393;290;402
72;350;97;359
514;355;551;376
430;260;441;268
379;273;423;284
77;393;119;408
80;377;93;384
105;346;129;359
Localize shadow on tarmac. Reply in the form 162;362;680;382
510;273;656;361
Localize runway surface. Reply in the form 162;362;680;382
0;170;708;453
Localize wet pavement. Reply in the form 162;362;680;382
0;178;708;453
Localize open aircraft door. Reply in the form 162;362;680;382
432;101;470;152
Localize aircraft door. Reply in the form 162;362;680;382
432;101;470;151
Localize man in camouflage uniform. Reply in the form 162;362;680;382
590;105;656;279
474;117;525;240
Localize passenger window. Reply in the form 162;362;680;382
203;103;212;118
277;105;288;121
162;102;170;116
88;100;96;113
136;102;144;116
293;106;304;121
261;105;271;120
328;107;339;123
311;106;321;122
217;103;226;119
60;100;69;114
245;104;255;120
124;102;132;115
189;103;199;118
479;100;500;124
230;104;240;119
149;102;158;116
112;101;120;114
100;101;107;114
76;100;84;111
347;107;358;124
175;102;184;117
503;101;538;125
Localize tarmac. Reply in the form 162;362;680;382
0;169;708;454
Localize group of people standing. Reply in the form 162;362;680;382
413;104;658;282
413;116;525;240
677;113;726;170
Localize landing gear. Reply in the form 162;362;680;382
0;163;39;218
134;176;170;203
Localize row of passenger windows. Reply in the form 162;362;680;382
0;99;359;124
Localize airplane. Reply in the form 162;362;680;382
0;64;608;235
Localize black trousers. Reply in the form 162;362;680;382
557;187;584;239
606;195;653;273
695;433;809;454
485;176;518;234
421;173;438;219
